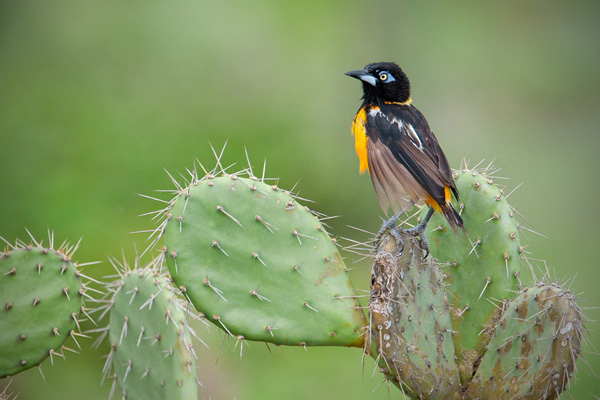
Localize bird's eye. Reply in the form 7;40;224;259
379;73;388;81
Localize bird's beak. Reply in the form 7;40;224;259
345;69;377;86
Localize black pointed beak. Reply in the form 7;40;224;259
345;69;377;86
344;69;368;78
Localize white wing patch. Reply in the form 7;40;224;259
405;123;424;152
368;108;381;118
369;108;424;152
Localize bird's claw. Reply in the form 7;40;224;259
375;206;432;258
375;221;404;252
406;224;430;259
389;225;404;253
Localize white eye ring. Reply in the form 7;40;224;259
379;73;388;81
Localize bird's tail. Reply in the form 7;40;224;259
441;202;466;236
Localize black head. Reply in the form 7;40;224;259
345;62;411;104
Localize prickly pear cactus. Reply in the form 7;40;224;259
0;235;86;378
370;166;582;399
104;262;198;400
425;169;522;382
157;167;367;347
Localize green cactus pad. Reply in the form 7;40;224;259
161;172;366;347
0;240;84;378
423;169;522;382
107;265;198;400
370;231;461;399
466;283;582;399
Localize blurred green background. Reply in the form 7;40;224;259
1;0;599;398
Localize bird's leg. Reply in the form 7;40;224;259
407;207;434;257
375;201;415;250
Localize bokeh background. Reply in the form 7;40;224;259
1;1;599;398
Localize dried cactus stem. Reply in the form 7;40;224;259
369;230;461;399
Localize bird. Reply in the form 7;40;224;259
345;62;465;251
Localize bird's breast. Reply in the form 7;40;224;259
351;106;372;174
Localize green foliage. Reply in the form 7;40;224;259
106;263;198;400
161;171;367;347
424;169;521;382
0;237;84;378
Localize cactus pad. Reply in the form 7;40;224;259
423;168;522;382
105;263;198;400
466;283;582;399
157;168;366;347
0;236;85;378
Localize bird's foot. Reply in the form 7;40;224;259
374;205;415;247
375;217;404;252
406;221;430;258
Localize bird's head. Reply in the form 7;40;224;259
345;62;411;104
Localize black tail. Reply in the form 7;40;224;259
441;203;466;236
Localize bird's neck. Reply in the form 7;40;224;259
361;84;411;107
361;84;381;106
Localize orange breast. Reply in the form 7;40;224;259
351;107;372;174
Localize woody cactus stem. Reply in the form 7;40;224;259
370;230;461;399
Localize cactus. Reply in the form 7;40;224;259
370;166;583;398
0;151;587;399
0;233;87;378
423;168;522;382
156;166;367;347
103;260;199;400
